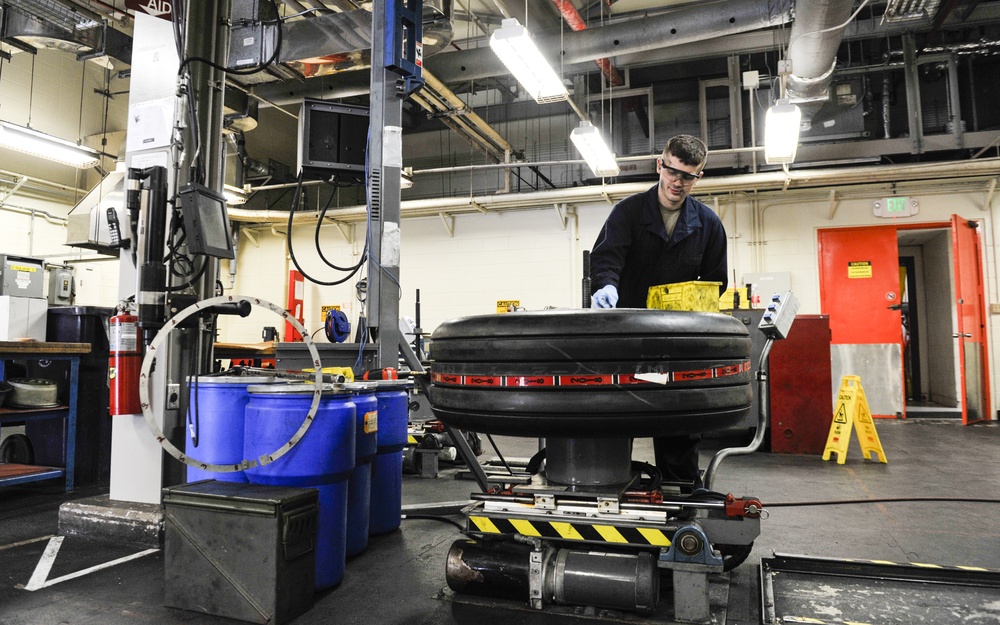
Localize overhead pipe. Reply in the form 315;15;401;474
426;0;793;83
783;0;856;121
251;0;793;106
420;70;516;158
227;157;1000;224
410;90;507;160
550;0;624;88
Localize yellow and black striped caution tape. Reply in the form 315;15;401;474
468;515;671;547
847;558;990;571
765;555;1000;625
780;619;876;624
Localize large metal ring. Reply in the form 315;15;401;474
137;295;323;472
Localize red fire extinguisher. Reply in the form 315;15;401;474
109;313;141;415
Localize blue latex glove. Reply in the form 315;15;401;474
592;285;619;309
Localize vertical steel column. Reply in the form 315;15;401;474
178;1;230;369
947;53;964;148
181;3;228;193
368;2;406;369
156;1;232;487
903;34;923;155
727;56;744;167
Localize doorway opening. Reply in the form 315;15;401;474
897;228;962;418
819;217;988;423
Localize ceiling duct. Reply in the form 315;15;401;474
783;0;856;122
250;0;794;105
0;0;131;65
884;0;943;22
425;0;794;84
224;88;259;133
230;2;452;82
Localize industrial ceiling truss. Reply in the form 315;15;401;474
1;0;1000;219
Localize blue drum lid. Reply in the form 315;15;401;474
247;382;354;396
342;382;378;393
189;375;278;386
372;379;411;390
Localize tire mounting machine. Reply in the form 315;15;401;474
419;293;799;623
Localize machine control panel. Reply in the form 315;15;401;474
758;290;799;339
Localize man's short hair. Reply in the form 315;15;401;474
663;135;707;168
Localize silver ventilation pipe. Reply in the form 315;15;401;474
783;0;856;122
250;0;794;106
427;0;793;83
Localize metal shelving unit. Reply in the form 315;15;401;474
0;341;89;492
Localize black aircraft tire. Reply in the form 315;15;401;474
0;433;34;465
427;309;752;438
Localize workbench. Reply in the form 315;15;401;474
0;341;90;492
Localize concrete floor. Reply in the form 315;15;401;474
1;418;999;624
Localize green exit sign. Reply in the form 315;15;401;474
886;196;908;213
874;196;919;218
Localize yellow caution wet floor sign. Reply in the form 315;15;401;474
822;376;887;465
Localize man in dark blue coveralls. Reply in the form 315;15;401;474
589;134;727;492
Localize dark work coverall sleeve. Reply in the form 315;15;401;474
589;196;639;293
590;186;729;308
698;211;729;293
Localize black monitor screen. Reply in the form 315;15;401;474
297;99;369;180
177;184;236;260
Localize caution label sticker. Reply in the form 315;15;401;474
848;261;873;279
363;410;378;434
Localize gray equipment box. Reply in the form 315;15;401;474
0;254;44;298
163;480;318;625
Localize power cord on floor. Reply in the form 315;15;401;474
764;496;1000;507
402;514;466;531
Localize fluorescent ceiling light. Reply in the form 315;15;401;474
0;121;100;169
764;100;802;165
489;18;568;104
570;121;620;177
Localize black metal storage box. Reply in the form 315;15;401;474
163;480;318;624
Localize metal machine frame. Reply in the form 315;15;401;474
439;293;800;622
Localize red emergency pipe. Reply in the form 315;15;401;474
550;0;624;87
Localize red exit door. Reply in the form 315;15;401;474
952;216;991;424
819;217;991;424
818;226;903;418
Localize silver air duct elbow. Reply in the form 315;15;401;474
784;0;856;124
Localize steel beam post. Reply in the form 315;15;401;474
368;2;413;368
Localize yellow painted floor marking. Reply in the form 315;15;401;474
957;565;989;571
911;562;943;568
0;535;54;552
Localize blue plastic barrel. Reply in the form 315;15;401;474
243;384;356;591
343;382;378;556
184;376;276;484
369;381;410;535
